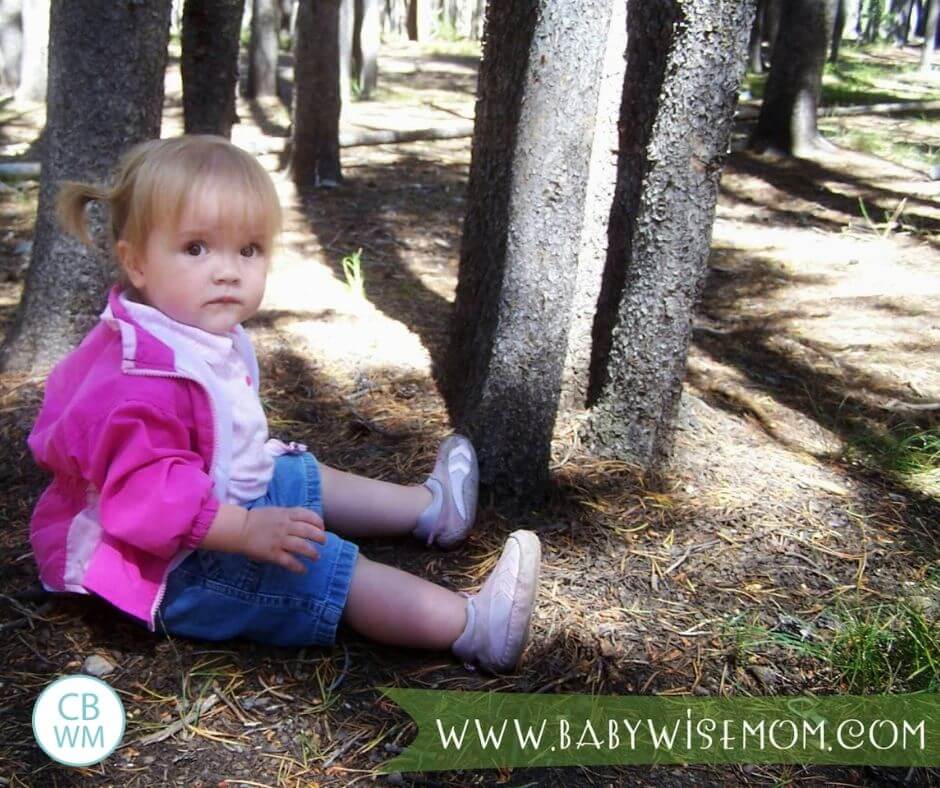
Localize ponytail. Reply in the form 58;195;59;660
56;180;112;247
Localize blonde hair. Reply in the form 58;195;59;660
57;135;282;261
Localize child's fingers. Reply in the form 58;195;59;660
290;522;327;544
282;554;307;574
284;535;321;562
289;507;324;529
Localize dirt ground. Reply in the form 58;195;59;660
0;42;939;787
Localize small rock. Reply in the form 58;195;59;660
13;240;32;257
928;165;940;181
142;756;156;765
83;654;116;677
748;664;780;688
692;685;710;696
386;773;404;785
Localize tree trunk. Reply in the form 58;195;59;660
582;0;753;479
864;0;884;41
750;0;836;156
291;0;342;189
764;0;781;62
559;0;626;413
831;0;846;60
247;0;279;97
339;0;354;102
181;0;244;137
444;0;615;501
407;0;432;41
922;0;938;69
16;0;47;103
0;0;23;95
748;0;764;72
1;0;171;372
354;0;380;98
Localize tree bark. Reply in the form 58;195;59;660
353;0;380;98
582;0;753;479
922;0;938;70
444;0;615;501
16;0;47;103
181;0;244;137
750;0;837;156
1;0;171;372
560;0;626;413
247;0;279;97
290;0;342;189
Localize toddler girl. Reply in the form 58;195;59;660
27;135;541;673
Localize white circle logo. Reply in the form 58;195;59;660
32;675;126;766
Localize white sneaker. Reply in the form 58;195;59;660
412;435;479;550
452;530;541;673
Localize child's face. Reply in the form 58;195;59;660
117;186;271;335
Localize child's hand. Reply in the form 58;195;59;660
241;507;326;573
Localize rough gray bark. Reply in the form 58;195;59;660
247;0;279;97
921;0;938;70
444;0;615;500
1;0;171;373
15;0;47;103
559;0;626;413
290;0;342;189
750;0;837;155
582;0;753;478
353;0;379;98
181;0;244;137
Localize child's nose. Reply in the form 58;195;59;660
213;254;242;283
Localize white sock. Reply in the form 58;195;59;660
416;477;443;531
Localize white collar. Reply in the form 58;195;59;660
118;291;236;365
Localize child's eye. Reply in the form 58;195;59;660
241;243;261;257
185;241;207;256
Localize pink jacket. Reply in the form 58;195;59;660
28;285;261;631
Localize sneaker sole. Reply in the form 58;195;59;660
495;529;541;672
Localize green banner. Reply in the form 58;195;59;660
379;689;940;772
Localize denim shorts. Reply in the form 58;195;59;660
155;452;359;648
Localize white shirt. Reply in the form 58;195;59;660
119;292;275;505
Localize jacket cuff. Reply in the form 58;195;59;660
184;495;221;549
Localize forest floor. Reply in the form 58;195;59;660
0;41;939;788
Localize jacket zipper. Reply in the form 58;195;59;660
123;366;222;631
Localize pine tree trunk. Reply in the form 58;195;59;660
1;0;171;372
559;0;626;414
582;0;753;479
181;0;244;137
354;0;380;98
339;0;354;102
16;0;48;104
444;0;615;500
831;0;847;60
748;0;764;72
247;0;279;97
750;0;836;155
291;0;342;189
0;0;23;94
922;0;938;69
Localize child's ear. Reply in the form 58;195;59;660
116;239;146;289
